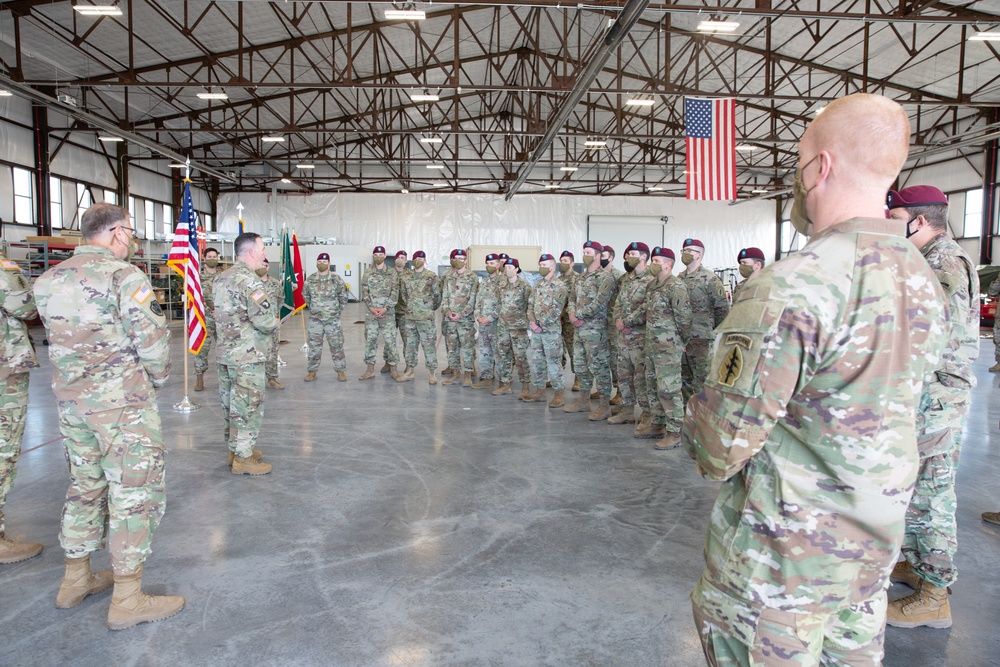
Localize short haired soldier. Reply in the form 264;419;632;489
193;246;223;392
257;258;285;389
557;250;578;389
609;242;656;435
397;251;441;384
525;254;569;407
679;238;730;403
360;245;401;380
494;257;532;399
472;252;504;390
441;249;479;387
303;253;349;383
384;250;411;373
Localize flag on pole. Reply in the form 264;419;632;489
167;179;207;354
279;229;304;322
238;218;245;235
684;97;736;201
291;234;306;312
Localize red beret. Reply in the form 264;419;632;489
373;245;386;254
627;241;650;254
683;238;704;250
450;248;467;259
560;250;574;260
317;253;330;261
394;250;407;259
413;250;426;259
887;186;948;209
583;240;604;253
738;247;765;262
651;246;675;260
602;245;615;255
539;253;555;262
504;257;520;268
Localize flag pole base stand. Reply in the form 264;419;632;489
300;344;308;352
277;356;287;367
172;395;201;412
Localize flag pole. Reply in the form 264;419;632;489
173;161;200;412
276;225;287;366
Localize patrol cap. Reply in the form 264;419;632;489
738;247;765;262
539;253;555;263
317;252;331;261
504;257;520;268
683;238;705;250
627;241;650;254
886;185;948;209
373;245;386;254
651;246;675;260
413;250;427;259
450;248;467;259
560;250;575;260
485;253;500;262
582;240;604;253
394;250;407;259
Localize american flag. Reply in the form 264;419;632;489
685;97;736;201
167;179;207;354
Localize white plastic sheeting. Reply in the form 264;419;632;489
216;192;777;270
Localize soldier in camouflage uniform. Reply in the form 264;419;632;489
885;185;980;629
258;258;285;389
564;241;617;421
990;274;1000;372
383;251;411;373
441;248;479;387
472;253;504;389
303;252;348;383
0;251;43;564
732;247;765;302
601;245;624;403
194;246;223;392
679;238;730;403
558;251;578;389
397;250;441;384
525;254;569;407
644;248;692;450
34;203;184;629
493;258;532;398
214;232;279;476
359;245;401;380
608;242;655;430
683;93;948;664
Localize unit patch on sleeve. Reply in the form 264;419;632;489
133;285;153;304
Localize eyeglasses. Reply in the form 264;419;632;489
113;225;135;234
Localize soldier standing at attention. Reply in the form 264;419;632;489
397;250;441;384
525;254;569;407
359;245;401;380
441;248;479;387
682;93;947;664
384;250;411;373
472;253;504;390
558;251;578;390
214;232;279;476
608;242;655;430
193;246;222;392
303;252;349;383
564;241;616;421
886;185;979;629
989;273;1000;372
257;258;284;390
0;250;42;564
34;203;184;629
494;258;532;399
643;247;691;450
731;247;765;302
679;238;730;402
600;245;624;405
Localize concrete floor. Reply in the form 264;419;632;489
3;301;999;667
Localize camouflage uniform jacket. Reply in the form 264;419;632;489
401;270;441;321
527;277;568;331
558;270;578;316
498;277;532;329
681;265;730;340
474;272;503;322
608;267;625;319
571;270;616;326
682;217;947;615
0;255;40;379
645;275;692;344
361;266;399;310
990;274;1000;298
921;232;978;389
34;245;170;407
617;268;656;329
262;276;284;315
442;269;479;318
394;268;412;315
303;271;348;320
213;261;279;366
731;278;749;302
200;267;223;316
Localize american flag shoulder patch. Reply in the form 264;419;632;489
251;289;266;302
133;285;153;303
2;260;20;271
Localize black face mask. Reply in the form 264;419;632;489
600;258;610;269
624;260;635;273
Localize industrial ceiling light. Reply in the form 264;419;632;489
280;178;292;184
98;135;124;142
560;166;579;172
735;144;757;151
385;9;426;20
169;163;187;168
432;182;448;187
410;93;440;102
625;98;655;107
0;90;12;97
73;4;123;16
751;189;769;193
648;186;664;191
297;164;315;169
544;184;560;189
426;164;445;170
400;188;409;193
584;139;607;148
969;31;1000;41
419;136;443;144
261;136;285;142
197;91;228;100
697;20;740;33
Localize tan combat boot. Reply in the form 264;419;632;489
588;396;611;421
607;407;637;425
390;366;402;381
462;371;474;387
55;555;113;608
634;413;664;439
609;393;622;406
359;364;376;380
990;363;1000;373
523;387;547;402
380;362;393;374
491;382;512;395
886;580;952;629
653;432;682;451
517;383;532;400
0;531;43;565
890;560;923;590
106;564;185;630
590;391;600;400
471;376;494;389
227;449;263;465
193;373;205;392
231;455;272;475
337;371;348;382
441;366;455;376
548;389;565;408
563;395;592;413
395;366;415;382
428;371;438;385
983;511;1000;525
442;370;461;385
304;371;317;382
267;377;285;389
571;377;580;392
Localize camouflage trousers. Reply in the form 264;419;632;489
57;403;166;576
364;312;399;366
403;319;438;370
219;362;266;459
476;321;498;380
497;322;530;384
994;315;1000;363
608;322;619;384
266;331;280;380
560;313;575;372
194;315;216;375
573;323;612;398
442;317;476;372
692;577;886;667
528;330;564;390
615;329;648;409
682;338;713;403
0;372;30;535
646;343;684;430
384;312;409;363
307;316;346;372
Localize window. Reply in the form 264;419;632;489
13;167;33;225
203;213;213;231
779;219;803;256
128;196;136;224
104;189;118;205
963;188;983;238
76;183;92;227
139;199;155;240
162;204;173;237
50;176;62;229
